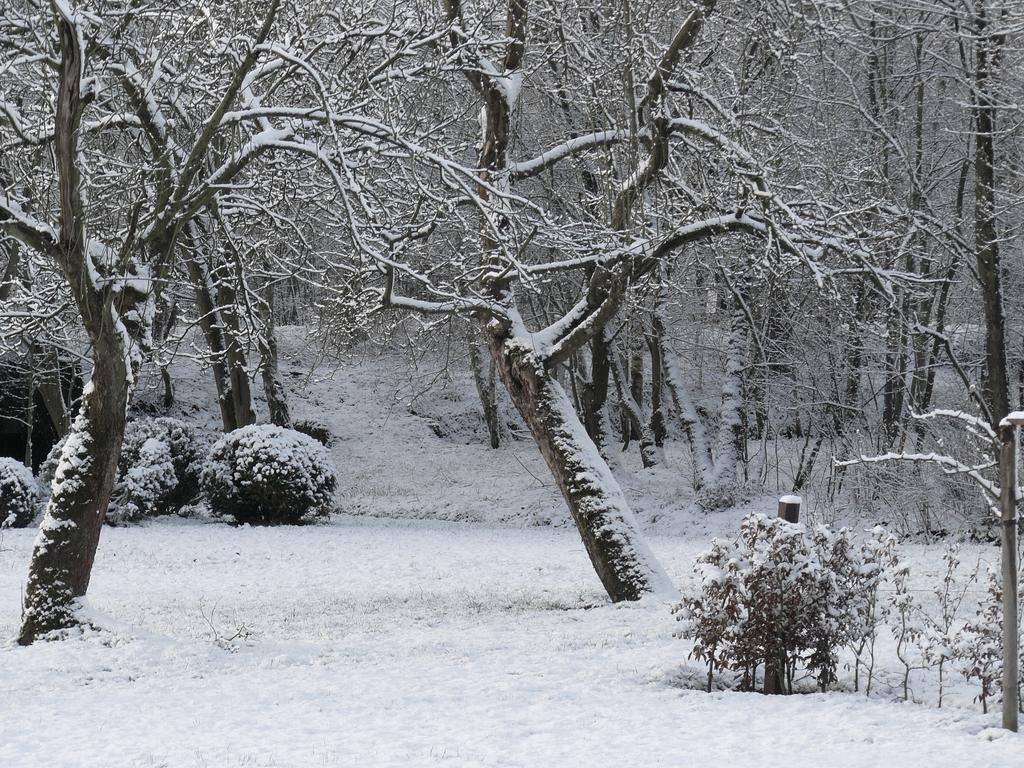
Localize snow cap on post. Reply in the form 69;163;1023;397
999;411;1024;428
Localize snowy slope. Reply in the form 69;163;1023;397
137;327;758;534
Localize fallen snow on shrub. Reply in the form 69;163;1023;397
39;418;206;524
0;457;40;528
201;424;338;525
111;436;178;523
675;512;883;693
110;417;206;523
35;436;66;492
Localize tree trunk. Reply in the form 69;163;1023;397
152;296;178;409
581;328;613;458
488;333;673;601
184;250;239;432
610;348;659;468
258;282;291;427
654;294;713;488
710;301;748;487
216;276;255;429
469;333;500;448
629;346;645;441
19;347;130;643
18;9;147;642
0;240;21;302
973;10;1009;429
647;329;667;449
32;345;73;438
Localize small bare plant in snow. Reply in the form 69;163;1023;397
849;526;900;696
953;567;1024;714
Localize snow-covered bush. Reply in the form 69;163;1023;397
695;480;757;513
40;417;206;524
292;418;333;446
675;513;876;693
114;417;206;516
110;436;178;524
955;567;1002;712
36;436;67;491
201;424;337;525
0;457;40;528
916;544;976;706
850;526;900;694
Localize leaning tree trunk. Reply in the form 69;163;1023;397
32;344;73;438
488;333;673;601
18;7;150;643
19;341;131;643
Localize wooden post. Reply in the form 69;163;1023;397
778;495;801;524
764;495;802;694
999;416;1021;732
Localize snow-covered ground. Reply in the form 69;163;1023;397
0;518;1019;767
2;331;1021;766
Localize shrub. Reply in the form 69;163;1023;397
110;437;178;523
675;513;877;693
694;480;757;513
109;417;206;523
201;424;337;524
292;418;333;446
849;526;900;695
36;436;67;491
0;457;40;528
954;566;1024;713
40;417;206;523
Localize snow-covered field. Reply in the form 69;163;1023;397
1;517;1020;767
1;334;1021;766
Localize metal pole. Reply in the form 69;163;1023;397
999;423;1019;732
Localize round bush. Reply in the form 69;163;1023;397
110;436;178;523
695;480;757;513
109;417;207;523
0;457;41;528
201;424;337;525
119;418;206;504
